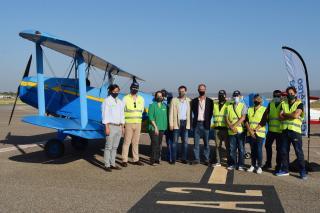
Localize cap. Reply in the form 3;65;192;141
232;90;241;97
130;82;139;90
218;90;226;96
273;90;282;97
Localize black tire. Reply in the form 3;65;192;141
71;136;88;151
44;138;64;158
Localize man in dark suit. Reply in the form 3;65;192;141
191;84;214;165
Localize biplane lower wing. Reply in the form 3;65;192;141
22;115;105;139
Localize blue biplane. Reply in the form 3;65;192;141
9;30;153;158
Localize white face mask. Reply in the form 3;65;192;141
234;97;240;103
273;97;281;103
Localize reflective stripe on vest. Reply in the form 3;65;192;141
268;101;282;133
227;102;244;135
281;100;304;134
213;101;229;128
247;106;267;138
124;94;144;123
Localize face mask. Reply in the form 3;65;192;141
179;92;185;98
156;97;163;102
111;93;119;98
234;97;240;103
273;97;281;103
287;94;296;101
131;89;138;95
254;101;260;106
218;95;226;102
199;91;205;96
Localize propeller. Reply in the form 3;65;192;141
8;55;32;125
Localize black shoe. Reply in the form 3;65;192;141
192;160;200;165
181;160;188;164
155;160;160;164
133;161;144;166
122;162;128;167
104;167;112;172
169;161;176;165
111;165;121;170
204;161;211;167
262;164;272;169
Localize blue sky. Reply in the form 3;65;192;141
0;0;319;95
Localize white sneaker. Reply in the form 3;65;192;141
247;166;255;172
256;167;262;174
213;163;221;167
227;166;234;170
238;166;244;171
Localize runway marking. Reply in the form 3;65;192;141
0;141;45;153
208;166;228;184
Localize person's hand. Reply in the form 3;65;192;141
170;126;174;131
232;126;238;133
155;127;159;136
105;126;110;135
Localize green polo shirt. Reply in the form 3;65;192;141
148;102;168;131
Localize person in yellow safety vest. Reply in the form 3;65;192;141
276;86;307;180
263;90;283;172
225;90;247;171
212;90;230;167
245;94;268;174
121;82;145;167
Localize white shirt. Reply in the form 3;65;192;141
101;96;125;125
197;98;206;121
179;98;188;120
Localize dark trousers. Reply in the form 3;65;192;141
149;130;164;163
248;136;263;168
265;131;282;170
172;120;189;162
193;122;210;162
280;130;306;173
228;133;244;167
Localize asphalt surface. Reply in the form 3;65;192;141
0;105;320;212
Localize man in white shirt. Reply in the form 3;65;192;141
101;84;125;172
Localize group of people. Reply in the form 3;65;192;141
101;82;307;180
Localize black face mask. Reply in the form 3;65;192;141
131;89;138;95
287;94;296;101
156;98;163;102
254;101;260;106
218;95;226;102
111;93;119;98
199;91;205;96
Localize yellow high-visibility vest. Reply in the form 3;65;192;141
212;101;229;128
247;106;267;138
227;102;245;135
268;101;282;133
123;94;144;123
281;99;304;134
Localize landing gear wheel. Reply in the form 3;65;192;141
71;136;88;151
45;138;64;158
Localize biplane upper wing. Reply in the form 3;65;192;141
19;30;144;81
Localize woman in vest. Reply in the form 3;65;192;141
277;86;307;180
245;94;268;174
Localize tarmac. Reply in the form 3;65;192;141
0;105;320;212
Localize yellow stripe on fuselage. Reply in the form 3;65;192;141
20;81;104;103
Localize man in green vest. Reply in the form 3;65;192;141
245;94;268;174
276;86;307;180
263;90;282;172
212;90;230;167
225;90;247;171
121;82;145;167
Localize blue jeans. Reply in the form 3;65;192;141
193;122;210;162
248;136;263;168
165;130;174;162
228;133;244;167
172;120;189;162
280;130;306;173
